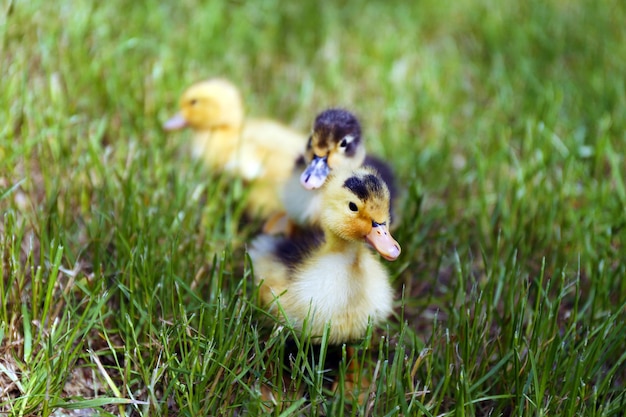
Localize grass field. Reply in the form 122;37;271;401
2;0;626;415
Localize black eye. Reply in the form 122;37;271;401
190;99;198;105
348;202;358;212
307;136;312;149
339;139;347;148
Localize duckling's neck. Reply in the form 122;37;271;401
321;233;365;273
192;124;243;168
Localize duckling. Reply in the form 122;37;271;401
277;108;397;230
250;167;401;344
163;78;307;216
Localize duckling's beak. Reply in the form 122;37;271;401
365;222;401;261
163;112;188;131
300;155;330;190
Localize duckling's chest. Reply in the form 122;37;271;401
286;252;393;342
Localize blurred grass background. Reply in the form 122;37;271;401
1;0;625;415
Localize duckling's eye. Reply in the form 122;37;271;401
339;138;347;148
348;202;358;212
306;136;312;149
190;99;198;106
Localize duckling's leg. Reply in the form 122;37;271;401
332;346;371;405
260;344;307;411
260;362;281;407
262;211;299;236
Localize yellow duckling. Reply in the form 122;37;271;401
250;167;401;344
163;78;307;216
278;108;397;229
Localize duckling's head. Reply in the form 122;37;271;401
300;108;367;190
321;167;401;261
163;78;244;131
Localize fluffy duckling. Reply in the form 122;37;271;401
250;167;401;344
279;108;397;229
164;78;307;216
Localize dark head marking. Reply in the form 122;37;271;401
363;156;397;223
343;174;384;201
363;155;397;200
313;108;361;151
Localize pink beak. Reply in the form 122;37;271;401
365;223;401;261
300;155;330;190
163;113;188;131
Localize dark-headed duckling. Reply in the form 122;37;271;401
278;108;398;229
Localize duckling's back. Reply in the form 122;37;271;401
238;118;306;216
240;118;306;182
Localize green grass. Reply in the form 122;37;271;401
2;0;626;415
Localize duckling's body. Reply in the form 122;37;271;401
251;167;401;344
164;78;306;216
280;108;397;228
